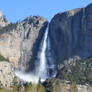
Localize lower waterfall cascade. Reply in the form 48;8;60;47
15;26;56;83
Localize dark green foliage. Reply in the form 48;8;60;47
57;58;92;85
0;55;9;61
11;77;22;92
85;69;92;84
0;81;46;92
37;81;46;92
46;81;53;92
25;81;46;92
0;81;3;89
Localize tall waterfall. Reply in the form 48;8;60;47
36;26;48;80
15;26;56;83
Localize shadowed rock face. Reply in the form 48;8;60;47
0;16;48;71
49;4;92;64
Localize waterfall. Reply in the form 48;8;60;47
36;26;48;80
15;26;56;83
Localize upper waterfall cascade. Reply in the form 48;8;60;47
37;26;49;79
15;26;56;83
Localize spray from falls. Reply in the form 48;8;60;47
15;26;56;83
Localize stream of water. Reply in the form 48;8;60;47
15;26;56;83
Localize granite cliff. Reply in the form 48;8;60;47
0;15;48;69
0;3;92;92
49;4;92;65
0;13;48;87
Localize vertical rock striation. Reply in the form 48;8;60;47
0;15;48;86
0;16;48;71
49;4;92;64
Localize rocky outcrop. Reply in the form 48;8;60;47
56;57;92;85
0;11;9;28
0;16;48;71
44;78;92;92
0;11;2;17
49;4;92;64
0;61;16;88
0;16;48;87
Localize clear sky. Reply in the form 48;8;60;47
0;0;92;22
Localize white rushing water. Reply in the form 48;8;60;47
15;27;49;83
37;26;48;79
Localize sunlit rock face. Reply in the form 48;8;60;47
0;16;48;69
0;11;9;28
0;11;2;18
49;4;92;64
0;61;16;88
0;15;48;85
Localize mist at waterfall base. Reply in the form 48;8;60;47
15;27;56;83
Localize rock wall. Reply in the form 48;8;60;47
49;4;92;64
0;16;48;71
0;16;48;87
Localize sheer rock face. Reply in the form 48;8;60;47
0;16;48;70
49;4;92;64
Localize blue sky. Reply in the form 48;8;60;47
0;0;92;22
